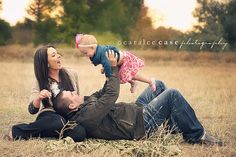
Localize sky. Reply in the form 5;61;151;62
0;0;197;32
145;0;197;31
0;0;32;25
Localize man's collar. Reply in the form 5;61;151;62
66;110;78;119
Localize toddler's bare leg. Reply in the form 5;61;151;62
128;80;138;93
133;74;152;84
133;74;156;91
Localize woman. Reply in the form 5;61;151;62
6;45;86;141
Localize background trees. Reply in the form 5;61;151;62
187;0;236;51
222;0;236;50
58;0;143;43
0;0;12;45
1;0;235;51
26;0;61;45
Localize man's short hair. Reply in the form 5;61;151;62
53;92;72;117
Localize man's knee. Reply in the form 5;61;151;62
155;80;167;90
166;88;181;98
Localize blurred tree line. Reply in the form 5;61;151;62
0;0;11;45
183;0;236;51
0;0;235;52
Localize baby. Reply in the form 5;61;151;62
76;34;156;93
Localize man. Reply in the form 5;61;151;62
53;51;222;145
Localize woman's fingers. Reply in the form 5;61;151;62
39;89;52;99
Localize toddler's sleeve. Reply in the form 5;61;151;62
102;58;112;77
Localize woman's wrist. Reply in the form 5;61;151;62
32;96;41;108
28;101;40;114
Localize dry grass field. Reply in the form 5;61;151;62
0;46;236;157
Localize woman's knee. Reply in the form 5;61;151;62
11;124;26;140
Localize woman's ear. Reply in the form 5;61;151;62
68;103;77;110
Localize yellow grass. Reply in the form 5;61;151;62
0;49;236;156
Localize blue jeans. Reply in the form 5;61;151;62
136;80;204;143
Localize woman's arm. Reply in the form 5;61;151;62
28;80;40;114
28;79;51;114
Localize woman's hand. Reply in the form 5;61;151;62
33;89;52;108
38;89;52;100
106;50;118;67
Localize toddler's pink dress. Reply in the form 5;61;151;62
119;51;144;84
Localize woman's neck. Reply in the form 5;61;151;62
49;69;60;82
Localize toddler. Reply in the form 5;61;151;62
76;34;156;93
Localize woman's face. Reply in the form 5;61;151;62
47;47;62;70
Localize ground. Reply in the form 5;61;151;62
0;52;235;157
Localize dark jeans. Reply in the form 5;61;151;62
136;80;204;143
12;111;86;142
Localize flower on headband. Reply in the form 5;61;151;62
76;34;83;48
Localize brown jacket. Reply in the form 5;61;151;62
69;67;145;140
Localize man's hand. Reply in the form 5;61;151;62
106;50;117;67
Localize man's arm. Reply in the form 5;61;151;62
88;82;107;98
77;51;120;127
88;50;116;98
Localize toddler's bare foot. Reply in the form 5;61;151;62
149;78;156;92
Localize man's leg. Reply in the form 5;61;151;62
135;80;167;107
142;88;204;143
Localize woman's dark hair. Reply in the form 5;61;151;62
34;45;74;107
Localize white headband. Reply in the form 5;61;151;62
78;44;97;48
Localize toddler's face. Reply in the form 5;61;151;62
78;47;95;58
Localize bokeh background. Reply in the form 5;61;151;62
0;0;235;52
0;0;236;157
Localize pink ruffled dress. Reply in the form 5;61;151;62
119;51;144;84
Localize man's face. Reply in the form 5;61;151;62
62;91;84;109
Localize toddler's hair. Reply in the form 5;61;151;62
80;34;97;46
